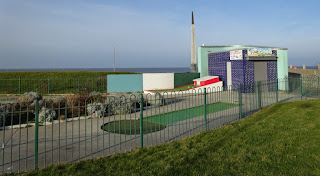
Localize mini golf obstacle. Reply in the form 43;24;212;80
144;76;223;94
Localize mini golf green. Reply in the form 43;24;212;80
144;102;238;125
102;102;237;134
102;120;166;135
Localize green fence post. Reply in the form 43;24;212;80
78;77;80;93
34;100;39;170
204;88;207;131
238;84;242;119
300;77;303;100
258;81;261;109
276;79;279;103
140;94;144;148
48;78;50;94
18;77;21;94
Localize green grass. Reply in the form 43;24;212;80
145;102;237;125
0;98;16;102
102;120;167;135
151;84;198;92
0;71;136;79
18;99;320;175
0;71;138;94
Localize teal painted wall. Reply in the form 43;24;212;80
277;49;288;90
277;50;288;79
174;73;200;88
107;74;143;93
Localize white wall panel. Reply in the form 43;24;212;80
143;73;174;90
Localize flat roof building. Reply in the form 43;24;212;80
198;45;288;79
198;45;288;91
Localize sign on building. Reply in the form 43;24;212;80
247;48;272;56
230;50;243;60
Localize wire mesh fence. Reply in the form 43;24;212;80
1;77;320;174
0;77;107;95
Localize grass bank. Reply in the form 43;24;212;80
0;71;137;94
18;99;320;175
0;71;136;79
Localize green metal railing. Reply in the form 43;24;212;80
0;77;107;94
1;76;320;174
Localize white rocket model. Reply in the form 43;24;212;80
190;11;197;73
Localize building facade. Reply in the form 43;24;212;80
198;45;288;79
198;45;288;91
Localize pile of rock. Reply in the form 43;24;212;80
1;91;169;127
38;107;57;124
17;92;44;106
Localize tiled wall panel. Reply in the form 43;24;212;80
208;50;278;93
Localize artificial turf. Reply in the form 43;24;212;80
144;102;238;125
102;120;167;135
102;102;237;135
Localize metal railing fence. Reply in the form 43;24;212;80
1;77;320;174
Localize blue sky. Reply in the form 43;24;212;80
1;0;320;69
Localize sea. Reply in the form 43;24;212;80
0;67;191;73
0;66;318;73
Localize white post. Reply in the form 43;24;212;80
113;48;115;72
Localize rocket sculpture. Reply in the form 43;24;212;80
190;11;197;72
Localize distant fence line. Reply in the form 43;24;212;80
107;73;200;93
0;77;107;95
0;73;200;94
1;77;320;174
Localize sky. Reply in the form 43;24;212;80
1;0;320;69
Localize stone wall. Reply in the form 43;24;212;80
288;68;319;76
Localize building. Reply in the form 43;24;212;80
197;45;288;90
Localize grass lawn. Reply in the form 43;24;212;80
0;98;16;102
18;99;320;175
151;84;199;92
0;71;137;79
0;71;137;94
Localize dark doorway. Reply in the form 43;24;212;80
254;62;268;81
